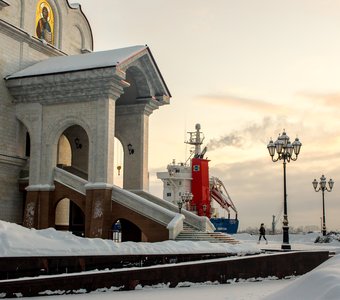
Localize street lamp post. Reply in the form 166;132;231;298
182;191;193;211
177;191;193;214
267;130;302;250
177;199;183;214
202;204;207;216
312;175;334;236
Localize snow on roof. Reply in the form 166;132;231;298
6;45;147;79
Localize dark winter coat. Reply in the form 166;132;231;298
259;226;266;235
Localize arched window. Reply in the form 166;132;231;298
114;137;124;188
35;0;55;45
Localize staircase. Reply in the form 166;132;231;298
56;165;88;180
131;190;215;232
53;168;239;244
175;224;239;244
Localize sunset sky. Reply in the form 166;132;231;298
72;0;340;231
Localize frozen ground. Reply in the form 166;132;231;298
0;221;259;257
1;221;340;300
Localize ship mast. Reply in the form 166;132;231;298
185;123;205;156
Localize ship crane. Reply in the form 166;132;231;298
210;176;238;219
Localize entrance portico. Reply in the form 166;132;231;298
5;46;171;238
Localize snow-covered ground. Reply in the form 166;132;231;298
1;220;340;300
0;221;259;256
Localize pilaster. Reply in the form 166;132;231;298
88;98;116;184
23;185;55;229
115;101;158;191
85;183;113;238
15;103;43;186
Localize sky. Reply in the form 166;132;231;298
71;0;340;231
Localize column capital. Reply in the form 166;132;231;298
85;182;114;190
116;98;162;116
26;184;55;191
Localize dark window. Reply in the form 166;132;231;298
25;132;30;157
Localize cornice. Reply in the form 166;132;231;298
6;68;129;104
26;184;55;192
118;48;171;105
0;153;27;167
116;98;161;116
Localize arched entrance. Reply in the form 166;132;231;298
111;219;142;242
57;125;89;179
55;198;85;237
17;122;31;219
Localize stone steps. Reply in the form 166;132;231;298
177;223;239;244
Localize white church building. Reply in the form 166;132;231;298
0;0;214;242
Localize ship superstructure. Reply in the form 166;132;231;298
157;124;239;233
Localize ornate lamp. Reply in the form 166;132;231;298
312;175;334;236
267;130;302;250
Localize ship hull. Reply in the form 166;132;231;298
210;218;239;234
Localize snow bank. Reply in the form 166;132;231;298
3;220;340;300
264;254;340;300
234;232;340;254
0;221;259;257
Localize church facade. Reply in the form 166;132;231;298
0;0;188;241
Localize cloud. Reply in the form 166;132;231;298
297;91;340;108
209;154;340;230
198;93;288;114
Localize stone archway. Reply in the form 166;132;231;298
55;197;85;237
112;218;142;242
55;198;69;231
57;125;89;179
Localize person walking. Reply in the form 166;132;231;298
258;223;268;244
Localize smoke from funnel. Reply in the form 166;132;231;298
207;134;243;150
206;117;287;151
